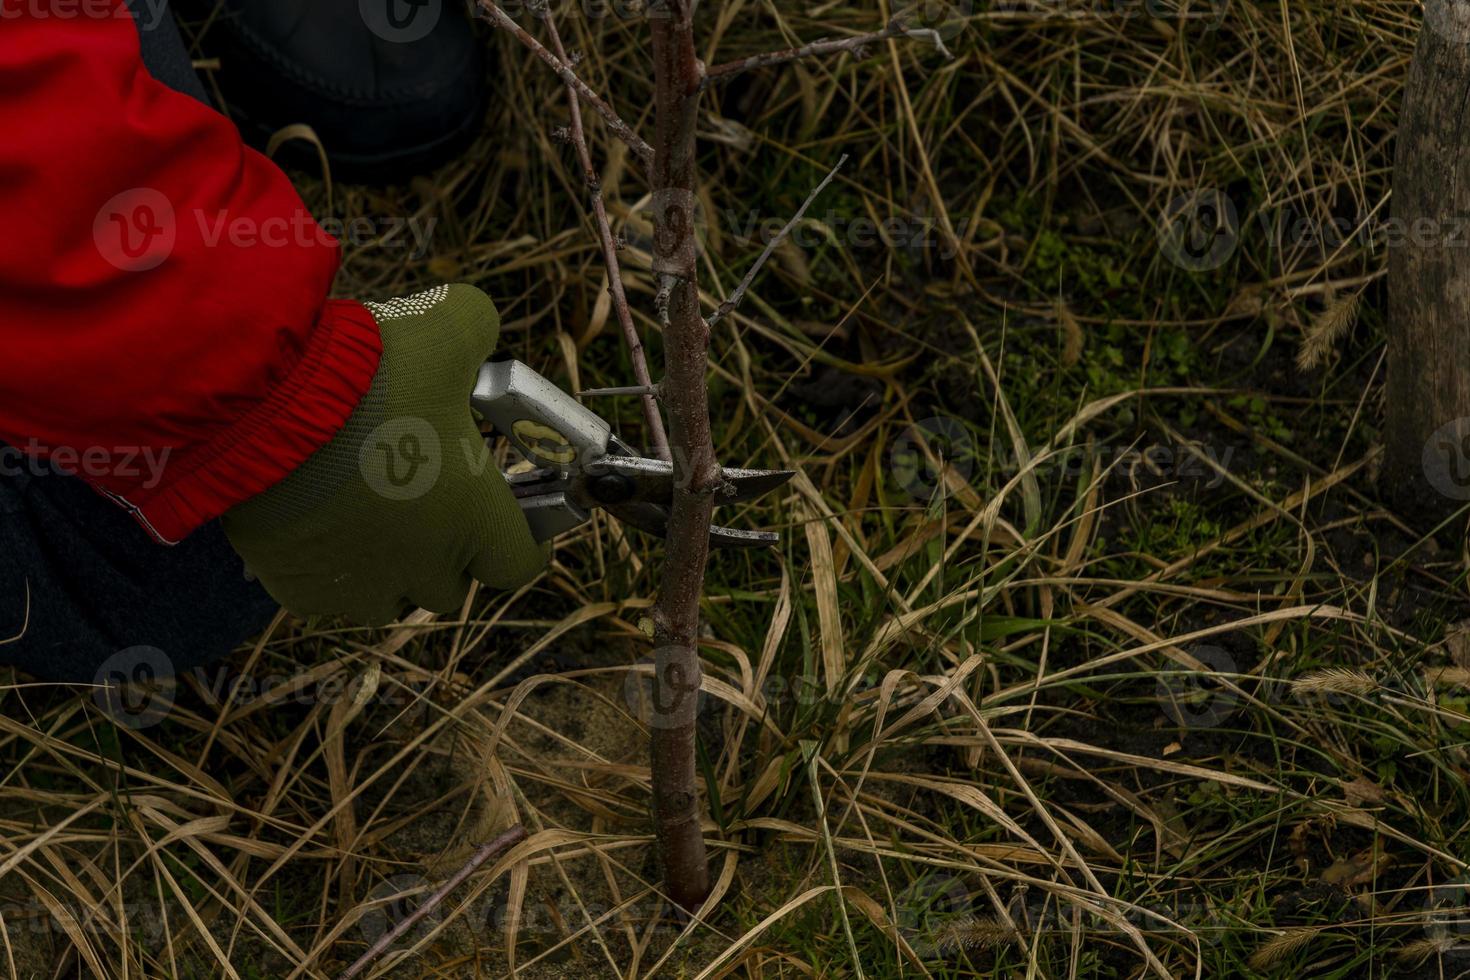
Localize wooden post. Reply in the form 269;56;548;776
1387;2;1470;522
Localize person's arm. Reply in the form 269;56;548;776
0;5;546;622
0;2;380;544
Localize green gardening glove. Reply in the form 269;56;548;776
222;284;546;625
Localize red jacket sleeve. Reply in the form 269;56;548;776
0;3;382;543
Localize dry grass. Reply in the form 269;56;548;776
6;1;1470;977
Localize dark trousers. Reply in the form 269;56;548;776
0;2;279;683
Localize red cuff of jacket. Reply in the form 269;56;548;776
97;299;382;544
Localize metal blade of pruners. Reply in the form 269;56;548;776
471;360;792;547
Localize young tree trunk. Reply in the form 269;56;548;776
480;0;945;921
647;0;714;911
1387;4;1470;522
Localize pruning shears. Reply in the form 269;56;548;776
471;360;794;548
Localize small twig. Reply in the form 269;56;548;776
578;383;662;398
540;9;670;461
338;825;526;980
703;20;953;87
477;1;655;169
707;155;848;328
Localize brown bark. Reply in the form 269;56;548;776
647;0;715;911
1387;6;1470;523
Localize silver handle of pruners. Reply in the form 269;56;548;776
471;359;612;543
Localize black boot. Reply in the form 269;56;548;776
186;0;487;184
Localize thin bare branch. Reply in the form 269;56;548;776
578;383;662;398
703;20;953;87
338;825;526;980
477;1;655;169
707;155;848;328
540;10;670;460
